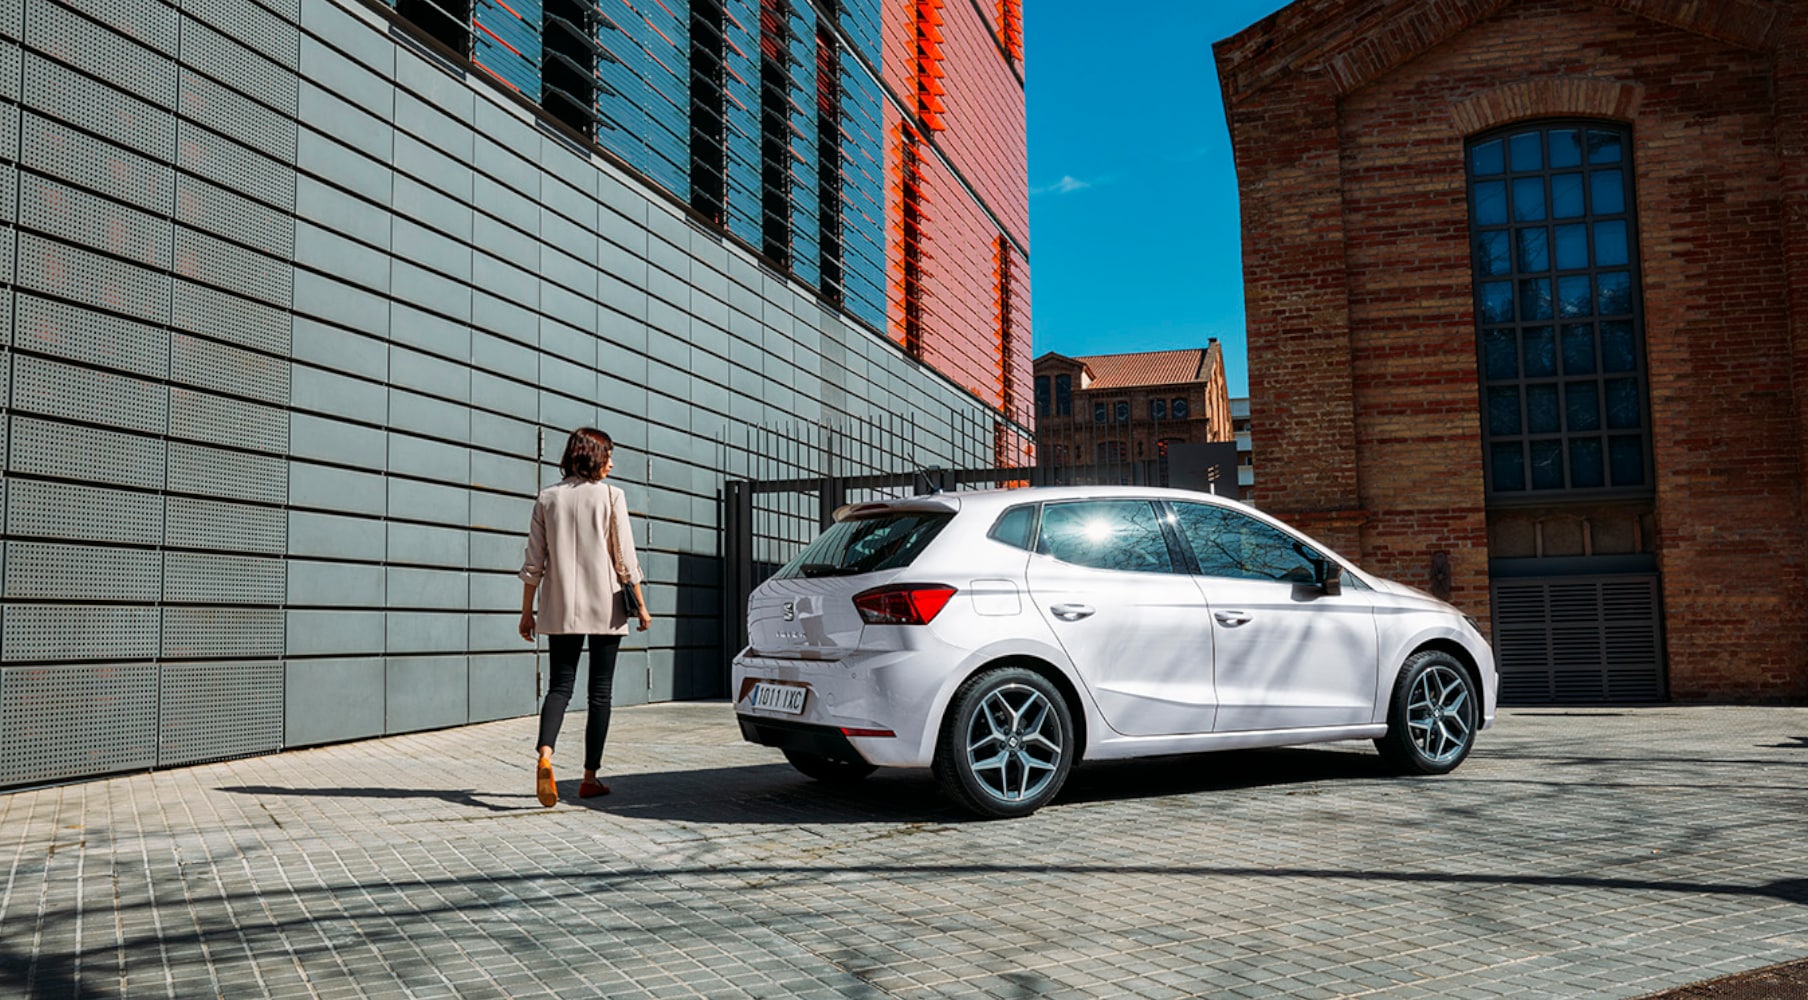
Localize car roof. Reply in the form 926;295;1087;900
833;484;1253;521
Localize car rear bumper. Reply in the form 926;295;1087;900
737;715;865;762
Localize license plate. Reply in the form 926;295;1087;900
750;682;808;715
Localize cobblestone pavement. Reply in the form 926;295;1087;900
1;703;1804;999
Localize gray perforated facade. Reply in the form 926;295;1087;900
0;0;1014;787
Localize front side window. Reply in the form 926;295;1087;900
1038;500;1175;574
1171;503;1318;583
1468;122;1650;496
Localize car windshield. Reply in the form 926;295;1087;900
774;511;953;579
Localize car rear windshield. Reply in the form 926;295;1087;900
774;511;954;579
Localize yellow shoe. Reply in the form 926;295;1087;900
536;759;557;807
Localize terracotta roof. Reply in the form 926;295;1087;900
1074;349;1210;390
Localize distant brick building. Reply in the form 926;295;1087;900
1215;0;1808;703
1033;346;1234;488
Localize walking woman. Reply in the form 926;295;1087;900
519;427;651;807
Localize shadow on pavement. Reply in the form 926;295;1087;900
218;784;527;813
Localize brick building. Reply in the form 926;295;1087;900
1033;345;1234;488
1215;0;1808;702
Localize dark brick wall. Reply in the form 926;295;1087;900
1217;0;1808;701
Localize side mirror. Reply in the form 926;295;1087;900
1315;559;1343;597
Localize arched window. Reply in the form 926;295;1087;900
1467;122;1651;496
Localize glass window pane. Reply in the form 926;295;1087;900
1516;227;1549;272
1526;384;1560;433
1519;278;1552;320
1471;139;1504;176
1590;169;1625;213
1509;131;1542;171
1530;440;1564;489
1151;399;1166;420
1565;381;1600;431
1606;378;1640;429
1569;438;1604;488
1488;385;1521;435
1481;281;1514;323
1548;128;1582;168
1558;275;1593;317
1610;435;1645;486
1554;224;1589;269
1474;181;1507;225
1551;173;1584;218
1484;328;1517;379
1115;401;1129;422
1561;324;1596;375
1601;321;1637;372
1598;271;1632;315
1587;129;1623;164
1512;177;1546;221
1594;220;1628;266
1038;500;1175;574
1523;326;1556;377
1476;231;1510;276
1492;442;1525;491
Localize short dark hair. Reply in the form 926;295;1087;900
560;427;614;480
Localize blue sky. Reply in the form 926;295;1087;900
1024;0;1292;398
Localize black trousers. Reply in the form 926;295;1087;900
535;633;623;771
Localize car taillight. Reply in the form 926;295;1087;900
852;584;957;625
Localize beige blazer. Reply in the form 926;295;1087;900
519;478;643;635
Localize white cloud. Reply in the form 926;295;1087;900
1032;175;1093;195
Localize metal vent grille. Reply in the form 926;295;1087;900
173;225;291;307
10;353;168;435
177;17;298;115
172;278;288;354
174;122;292;211
157;660;283;767
8;416;167;491
24;0;177;108
170;333;287;405
4;541;161;602
15;231;172;324
160;607;282;658
166;441;286;504
23;51;176;161
14;293;170;379
0;664;158;784
174;68;294;174
170;387;286;453
0;37;17;101
59;0;179;55
2;604;161;661
165;495;285;552
0;101;18;161
1492;574;1664;705
19;172;172;270
5;478;163;545
163;552;283;604
20;111;176;214
175;174;293;260
181;0;298;65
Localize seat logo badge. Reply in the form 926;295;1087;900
782;601;796;622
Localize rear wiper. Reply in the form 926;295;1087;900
799;562;849;578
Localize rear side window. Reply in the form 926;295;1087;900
1038;500;1175;574
988;504;1037;550
774;512;953;579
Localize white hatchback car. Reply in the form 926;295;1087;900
732;486;1497;817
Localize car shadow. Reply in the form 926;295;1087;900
575;745;1391;824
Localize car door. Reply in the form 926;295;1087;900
1025;498;1219;736
1168;502;1379;732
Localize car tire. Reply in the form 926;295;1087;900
1375;649;1479;775
782;748;877;784
933;666;1075;818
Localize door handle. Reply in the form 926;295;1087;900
1213;610;1252;626
1050;603;1095;621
